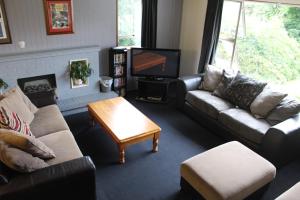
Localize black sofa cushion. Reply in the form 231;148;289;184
224;73;267;110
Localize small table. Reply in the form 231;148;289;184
88;97;161;164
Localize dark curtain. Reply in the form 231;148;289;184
141;0;158;48
198;0;224;73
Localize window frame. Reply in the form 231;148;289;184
219;0;300;68
116;0;142;47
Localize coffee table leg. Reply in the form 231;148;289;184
119;144;125;164
153;132;160;152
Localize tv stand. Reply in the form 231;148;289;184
136;78;177;103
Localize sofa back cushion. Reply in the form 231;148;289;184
0;90;34;124
199;65;223;92
267;97;300;125
224;73;267;110
2;87;38;114
250;86;287;118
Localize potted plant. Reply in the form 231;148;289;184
0;79;8;95
69;60;92;87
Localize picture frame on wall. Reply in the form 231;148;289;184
0;0;12;44
43;0;74;35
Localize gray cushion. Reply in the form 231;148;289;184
181;141;276;200
39;130;83;166
267;97;300;126
30;105;69;137
212;70;235;98
250;86;287;118
199;65;223;92
0;141;48;173
186;90;234;119
219;108;271;144
275;182;300;200
224;73;267;110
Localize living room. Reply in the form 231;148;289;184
0;0;299;200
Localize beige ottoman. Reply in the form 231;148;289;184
275;182;300;200
180;141;276;200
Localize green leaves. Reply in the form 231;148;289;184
69;61;92;83
0;79;8;90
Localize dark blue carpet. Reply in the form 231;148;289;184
65;98;300;200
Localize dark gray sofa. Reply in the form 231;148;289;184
177;74;300;166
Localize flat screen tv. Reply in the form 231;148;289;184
131;48;181;79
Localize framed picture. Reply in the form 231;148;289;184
69;59;90;89
0;0;11;44
43;0;74;35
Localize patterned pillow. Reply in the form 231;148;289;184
212;70;236;98
0;107;33;137
224;73;267;110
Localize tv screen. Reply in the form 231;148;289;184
131;48;180;78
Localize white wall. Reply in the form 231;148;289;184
179;0;207;75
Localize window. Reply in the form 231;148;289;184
216;0;300;100
117;0;142;47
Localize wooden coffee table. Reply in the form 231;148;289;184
88;97;161;164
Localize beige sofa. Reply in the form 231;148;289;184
0;103;96;200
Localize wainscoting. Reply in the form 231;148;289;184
0;45;117;115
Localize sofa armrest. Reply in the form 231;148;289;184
261;114;300;166
176;74;203;109
0;156;96;200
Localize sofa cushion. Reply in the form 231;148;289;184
0;129;55;159
0;90;34;124
0;141;48;173
186;90;234;119
199;65;223;92
224;73;267;110
30;105;69;137
2;87;38;114
212;69;236;98
250;86;287;118
0;107;33;137
267;97;300;126
39;130;83;166
219;108;271;144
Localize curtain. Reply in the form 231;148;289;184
198;0;224;73
141;0;158;48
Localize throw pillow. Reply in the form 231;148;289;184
0;141;48;173
212;70;236;98
267;97;300;126
224;73;267;110
2;87;38;114
0;90;34;124
199;65;223;92
0;129;55;159
0;106;33;137
250;86;287;118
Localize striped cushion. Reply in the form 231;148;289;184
0;107;33;137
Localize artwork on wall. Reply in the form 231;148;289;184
0;0;11;44
43;0;74;35
69;59;92;89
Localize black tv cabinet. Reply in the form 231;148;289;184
136;78;177;103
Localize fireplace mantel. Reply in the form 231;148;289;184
0;46;101;63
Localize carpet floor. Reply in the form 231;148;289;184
65;97;300;200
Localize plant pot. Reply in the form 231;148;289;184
73;79;83;86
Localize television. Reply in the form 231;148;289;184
131;48;181;79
